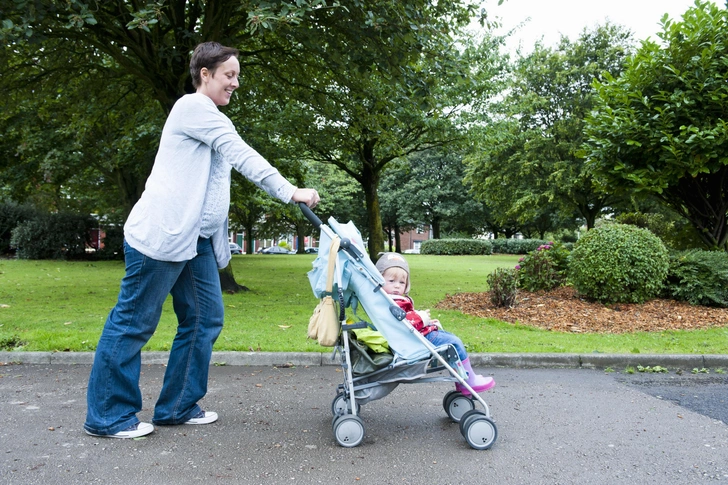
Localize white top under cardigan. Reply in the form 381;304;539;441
124;93;296;269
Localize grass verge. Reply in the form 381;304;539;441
0;255;726;354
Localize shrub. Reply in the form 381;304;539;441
568;223;669;304
0;202;37;254
10;212;95;260
96;225;125;260
491;238;548;255
615;211;706;251
420;238;492;255
486;267;518;307
664;250;728;307
516;242;570;292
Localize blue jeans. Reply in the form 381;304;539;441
84;238;224;435
425;329;468;362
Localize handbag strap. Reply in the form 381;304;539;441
324;236;341;295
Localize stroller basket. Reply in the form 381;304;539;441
300;204;497;450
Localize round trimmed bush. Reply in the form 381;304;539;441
568;224;669;304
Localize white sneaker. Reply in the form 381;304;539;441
85;422;154;439
184;410;218;425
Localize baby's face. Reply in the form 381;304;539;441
382;271;407;296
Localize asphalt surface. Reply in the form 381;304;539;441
1;354;727;485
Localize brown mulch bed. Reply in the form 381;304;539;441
435;286;728;333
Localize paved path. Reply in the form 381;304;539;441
1;363;726;484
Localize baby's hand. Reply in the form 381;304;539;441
432;318;442;329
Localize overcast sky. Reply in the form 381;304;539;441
481;0;721;53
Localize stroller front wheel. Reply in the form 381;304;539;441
460;410;497;450
332;414;365;448
332;392;360;416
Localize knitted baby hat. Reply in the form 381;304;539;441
375;252;411;293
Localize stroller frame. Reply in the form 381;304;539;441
301;204;497;450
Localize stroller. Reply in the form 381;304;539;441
301;204;497;450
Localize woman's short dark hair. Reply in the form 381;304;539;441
189;42;240;89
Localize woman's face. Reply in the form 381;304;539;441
197;56;240;106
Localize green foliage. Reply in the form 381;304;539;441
664;250;728;307
10;212;95;260
491;238;549;255
1;0;499;260
465;23;634;231
96;225;125;261
0;202;36;254
637;365;668;373
380;150;490;240
568;224;669;304
585;1;728;250
614;211;705;250
420;238;492;255
0;335;26;351
516;242;570;292
486;267;518;307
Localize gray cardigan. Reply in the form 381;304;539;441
124;93;296;268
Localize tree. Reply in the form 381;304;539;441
0;39;162;219
466;23;634;231
381;149;494;241
0;1;328;215
585;1;728;250
0;1;328;290
253;28;505;258
1;0;498;264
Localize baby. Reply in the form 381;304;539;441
375;253;495;395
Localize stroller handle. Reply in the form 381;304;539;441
298;202;322;229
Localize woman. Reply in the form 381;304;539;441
84;42;319;439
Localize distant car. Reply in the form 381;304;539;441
229;242;243;255
261;246;293;254
304;247;318;254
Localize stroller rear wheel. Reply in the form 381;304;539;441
443;390;475;423
332;414;365;448
459;409;497;450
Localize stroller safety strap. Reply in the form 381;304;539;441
322;236;340;297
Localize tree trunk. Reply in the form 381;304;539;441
245;221;256;254
295;221;307;253
219;263;249;293
361;163;384;259
385;227;393;252
432;217;441;239
394;221;402;253
664;169;728;251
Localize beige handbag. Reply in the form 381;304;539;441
307;236;341;346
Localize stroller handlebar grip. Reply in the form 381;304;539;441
298;202;322;229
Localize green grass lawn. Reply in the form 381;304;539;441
1;255;726;354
